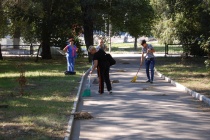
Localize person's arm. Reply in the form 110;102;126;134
75;45;78;52
147;45;155;53
140;52;144;66
63;46;68;53
147;48;155;53
90;60;98;74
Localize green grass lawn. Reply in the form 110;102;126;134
0;56;90;140
155;57;210;97
110;41;166;53
110;41;183;54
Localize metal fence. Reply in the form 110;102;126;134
0;44;40;56
165;44;184;55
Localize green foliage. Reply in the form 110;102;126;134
151;0;210;56
199;35;210;69
111;0;154;37
2;0;82;59
0;1;9;38
110;0;154;49
200;36;210;55
204;59;210;68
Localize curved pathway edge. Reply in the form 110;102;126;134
64;68;91;140
155;68;210;106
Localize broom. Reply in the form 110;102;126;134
131;66;141;83
82;74;91;97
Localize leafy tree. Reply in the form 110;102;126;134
80;0;95;62
199;0;210;69
4;0;82;59
151;0;177;44
0;0;9;38
80;0;112;61
110;0;154;49
124;0;154;49
151;0;210;56
80;0;155;53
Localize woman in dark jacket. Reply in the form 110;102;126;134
89;46;112;94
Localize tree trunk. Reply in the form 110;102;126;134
35;42;42;62
41;22;52;59
0;44;3;60
13;27;21;49
41;39;52;59
84;22;94;63
80;0;94;62
134;36;138;50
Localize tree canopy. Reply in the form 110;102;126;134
1;0;210;59
2;0;82;59
111;0;154;49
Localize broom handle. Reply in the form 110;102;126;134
135;66;141;76
88;74;91;86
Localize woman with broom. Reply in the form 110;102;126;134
88;46;112;94
140;40;155;83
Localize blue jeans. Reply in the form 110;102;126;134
145;58;155;81
66;57;75;72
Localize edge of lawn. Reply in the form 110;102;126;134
64;66;91;140
155;68;210;106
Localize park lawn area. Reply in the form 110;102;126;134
111;42;140;53
110;41;165;53
0;56;90;140
155;57;210;97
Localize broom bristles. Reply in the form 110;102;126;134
131;76;137;82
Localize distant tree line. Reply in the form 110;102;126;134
0;0;154;60
151;0;210;57
0;0;210;61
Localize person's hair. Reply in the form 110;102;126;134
98;39;104;44
68;38;74;42
141;40;146;45
88;45;95;52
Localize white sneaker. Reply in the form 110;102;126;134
108;90;113;94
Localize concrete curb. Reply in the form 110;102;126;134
155;68;210;106
64;68;91;140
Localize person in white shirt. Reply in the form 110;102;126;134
140;40;155;83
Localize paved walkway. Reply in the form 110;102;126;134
71;57;210;140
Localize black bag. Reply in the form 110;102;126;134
105;53;116;66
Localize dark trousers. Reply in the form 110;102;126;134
97;66;112;93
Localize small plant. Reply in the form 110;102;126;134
199;35;210;73
204;59;210;74
16;63;27;95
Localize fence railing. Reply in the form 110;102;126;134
165;44;184;55
0;44;40;56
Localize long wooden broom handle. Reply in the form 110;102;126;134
135;66;141;76
88;74;91;85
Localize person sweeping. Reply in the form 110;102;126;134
88;46;112;94
140;40;155;83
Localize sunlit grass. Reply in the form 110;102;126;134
111;42;166;53
0;56;90;139
155;57;210;96
111;41;183;54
